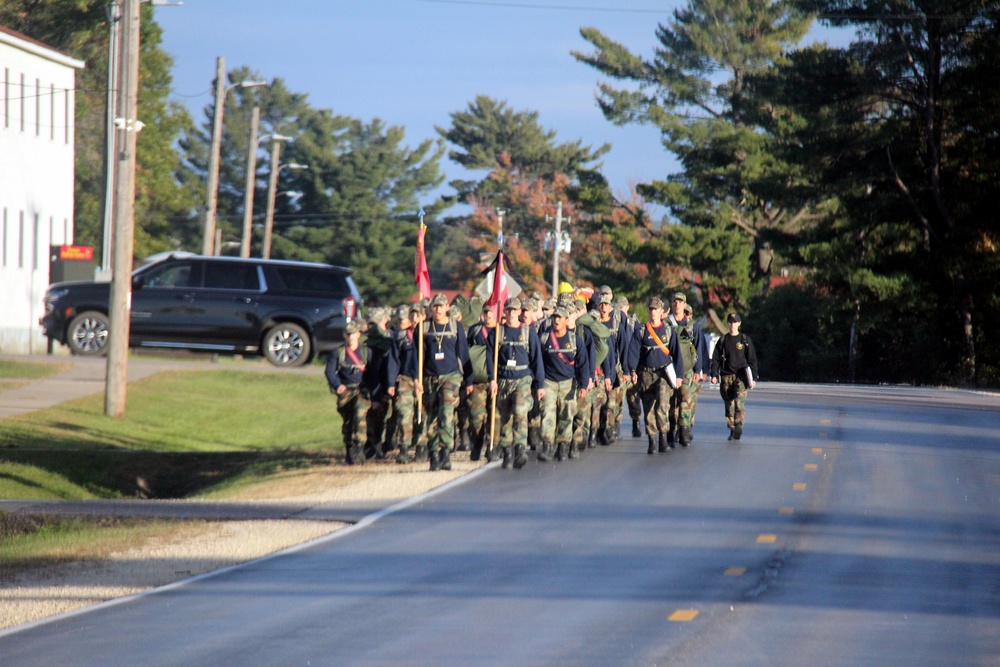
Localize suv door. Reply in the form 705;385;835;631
190;260;263;348
130;259;203;343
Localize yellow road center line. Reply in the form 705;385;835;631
804;463;818;471
668;610;699;622
757;534;777;543
820;419;831;424
812;447;823;454
724;567;747;576
793;483;807;491
779;507;795;515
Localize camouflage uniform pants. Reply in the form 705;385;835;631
392;375;418;451
638;368;671;436
626;374;643;421
423;372;462;453
668;370;701;432
608;370;627;424
541;378;577;447
528;393;542;448
577;377;607;447
366;398;390;457
467;382;495;450
497;376;533;450
336;386;371;458
719;374;749;429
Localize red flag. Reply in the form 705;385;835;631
415;222;431;298
484;250;507;321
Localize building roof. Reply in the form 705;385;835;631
0;24;86;69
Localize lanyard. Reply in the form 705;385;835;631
549;330;574;366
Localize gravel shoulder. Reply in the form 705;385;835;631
1;455;486;630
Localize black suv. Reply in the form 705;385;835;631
40;253;362;367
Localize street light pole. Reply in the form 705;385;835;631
262;135;306;259
551;200;563;295
201;59;266;256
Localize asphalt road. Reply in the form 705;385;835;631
2;383;998;666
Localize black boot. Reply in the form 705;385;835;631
632;419;641;437
567;441;578;459
679;427;692;447
439;447;452;471
395;445;411;464
485;444;497;462
537;442;553;462
456;427;470;452
599;427;611;446
415;445;428;462
733;424;743;440
555;443;565;461
513;445;529;469
587;430;597;449
658;432;670;453
666;430;675;449
501;446;512;469
647;436;656;455
528;427;541;451
428;447;441;471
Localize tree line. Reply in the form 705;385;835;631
3;0;997;387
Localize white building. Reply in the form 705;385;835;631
0;25;85;354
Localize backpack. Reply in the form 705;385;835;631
576;313;610;365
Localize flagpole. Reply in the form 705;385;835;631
416;209;427;425
488;209;506;450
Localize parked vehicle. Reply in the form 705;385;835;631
40;253;362;367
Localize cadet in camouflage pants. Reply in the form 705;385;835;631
392;375;418;462
467;381;497;460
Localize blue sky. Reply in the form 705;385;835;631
155;0;850;213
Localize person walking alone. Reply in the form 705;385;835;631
710;313;759;441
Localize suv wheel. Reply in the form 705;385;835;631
263;323;311;367
67;311;110;357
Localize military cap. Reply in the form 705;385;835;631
552;306;571;319
557;292;575;307
598;293;613;305
395;305;411;321
727;312;742;323
647;296;665;310
530;290;544;302
523;297;539;312
672;292;687;303
598;284;613;295
430;293;449;307
344;321;362;336
543;297;557;310
504;297;522;310
613;296;629;308
684;303;693;315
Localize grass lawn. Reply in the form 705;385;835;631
0;369;343;499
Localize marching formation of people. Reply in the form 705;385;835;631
325;284;759;470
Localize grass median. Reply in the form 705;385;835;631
0;368;342;500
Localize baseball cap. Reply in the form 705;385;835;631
647;296;665;310
672;292;687;303
430;293;448;307
727;312;742;323
504;297;522;310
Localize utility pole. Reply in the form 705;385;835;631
240;106;260;258
262;134;292;259
104;0;141;418
99;0;122;281
202;55;226;256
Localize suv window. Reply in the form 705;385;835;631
204;261;260;290
141;261;198;288
273;266;350;294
